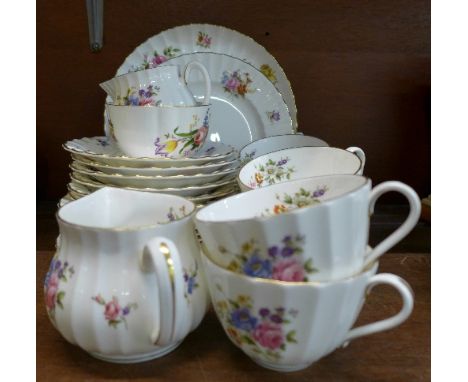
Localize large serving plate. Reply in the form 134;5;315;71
70;161;238;189
70;172;237;197
72;154;240;177
64;137;236;168
156;52;293;150
113;24;297;129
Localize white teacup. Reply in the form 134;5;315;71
106;103;210;158
100;62;211;106
195;175;421;282
45;187;209;363
202;251;414;372
239;134;329;163
238;146;366;191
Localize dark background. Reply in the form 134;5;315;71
37;0;430;202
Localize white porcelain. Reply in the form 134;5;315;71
70;161;237;189
239;134;329;163
45;188;209;363
106;104;211;158
70;171;238;198
148;52;293;151
202;253;413;372
72;155;240;177
63;137;236;168
238;146;366;192
100;62;211;106
105;52;295;151
195;175;421;282
111;23;297;130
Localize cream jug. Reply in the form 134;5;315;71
44;187;209;363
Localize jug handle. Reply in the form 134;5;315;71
346;146;366;175
183;61;212;106
342;273;414;346
140;237;186;347
363;181;421;268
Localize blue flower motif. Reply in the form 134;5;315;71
231;308;258;331
242;255;272;278
187;277;195;294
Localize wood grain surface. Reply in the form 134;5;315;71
37;251;430;381
37;0;430;201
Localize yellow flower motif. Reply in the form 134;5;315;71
241;242;253;254
273;204;288;214
165;140;178;153
260;64;277;84
237;295;252;306
255;172;264;185
227;261;240;272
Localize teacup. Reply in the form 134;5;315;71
201;251;414;372
239;134;329;163
100;62;211;106
45;187;209;363
195;175;421;282
106;103;210;158
238;146;366;191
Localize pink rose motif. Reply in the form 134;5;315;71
194;126;208;146
104;297;121;321
272;258;305;282
152;55;167;66
139;98;153;106
45;272;60;309
252;321;284;350
226;78;240;91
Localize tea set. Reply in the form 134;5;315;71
48;24;421;372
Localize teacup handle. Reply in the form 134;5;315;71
343;273;414;345
140;237;187;346
346;146;366;175
364;181;421;268
183;61;212;106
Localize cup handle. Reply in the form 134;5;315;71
343;273;414;346
346;146;366;175
363;181;421;268
140;237;186;346
184;61;212;106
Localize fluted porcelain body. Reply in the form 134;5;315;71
195;175;421;282
44;188;209;363
202;252;414;372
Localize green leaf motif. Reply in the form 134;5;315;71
241;335;255;345
286;330;298;343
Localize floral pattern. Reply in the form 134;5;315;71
92;294;138;329
130;47;181;72
260;64;277;84
214;287;298;361
249;157;294;188
263;186;329;216
183;264;200;300
266;110;280;122
154;110;209;157
241;149;257;164
196;31;212;48
116;84;161;106
221;70;254;98
44;257;75;320
220;235;317;282
158;205;188;224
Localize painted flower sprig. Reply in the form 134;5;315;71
251;157;295;188
44;258;75;319
221;70;254;98
214;288;298;361
262;186;329;216
92;295;138;329
221;235;317;282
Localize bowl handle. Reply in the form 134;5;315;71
140;237;187;346
184;61;212;106
364;181;421;268
342;273;414;346
346;146;366;175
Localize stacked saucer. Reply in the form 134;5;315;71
62;136;240;207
